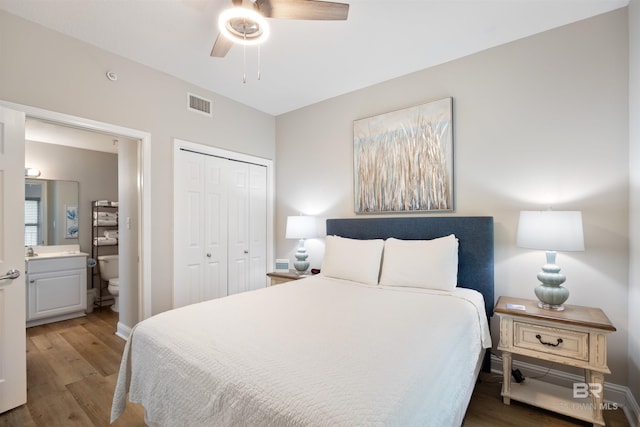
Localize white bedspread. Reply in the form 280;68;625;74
111;275;491;426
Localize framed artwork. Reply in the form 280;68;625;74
65;205;79;238
353;97;453;213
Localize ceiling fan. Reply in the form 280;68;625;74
211;0;349;58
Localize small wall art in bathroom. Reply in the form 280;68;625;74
65;205;79;238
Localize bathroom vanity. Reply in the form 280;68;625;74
25;245;88;327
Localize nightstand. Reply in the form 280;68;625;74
495;296;616;426
266;270;310;286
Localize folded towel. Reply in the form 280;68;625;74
111;201;119;207
93;237;118;246
93;212;118;219
95;200;111;206
93;219;118;226
104;230;119;239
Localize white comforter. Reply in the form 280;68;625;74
111;275;491;426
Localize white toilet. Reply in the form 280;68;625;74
97;255;119;312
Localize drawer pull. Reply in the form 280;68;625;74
535;334;563;347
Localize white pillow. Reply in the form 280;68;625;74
379;235;459;291
320;235;384;285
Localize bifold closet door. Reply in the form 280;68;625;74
174;150;228;308
174;149;267;308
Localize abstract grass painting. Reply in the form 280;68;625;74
353;97;453;213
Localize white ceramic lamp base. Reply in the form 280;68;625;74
534;251;569;311
293;238;309;273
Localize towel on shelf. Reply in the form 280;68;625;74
93;211;118;219
95;200;111;206
104;230;119;239
93;237;118;246
93;219;118;226
111;201;119;207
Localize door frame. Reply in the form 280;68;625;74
173;138;274;306
0;100;152;321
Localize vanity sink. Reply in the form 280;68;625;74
25;245;87;260
25;251;86;260
24;245;88;327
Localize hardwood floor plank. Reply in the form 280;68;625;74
60;325;123;377
26;387;95;427
66;373;146;427
29;330;97;385
80;314;127;355
0;404;35;427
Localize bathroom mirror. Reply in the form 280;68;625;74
25;179;79;246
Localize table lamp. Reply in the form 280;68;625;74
517;210;584;311
285;216;317;274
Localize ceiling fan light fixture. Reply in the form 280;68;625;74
218;7;270;46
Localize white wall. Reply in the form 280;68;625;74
276;10;630;386
118;139;139;332
628;0;640;406
0;10;276;314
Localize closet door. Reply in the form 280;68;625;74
227;161;249;295
227;162;267;295
175;148;267;306
204;155;229;300
248;164;267;291
174;150;228;308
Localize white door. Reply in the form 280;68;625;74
248;164;267;291
0;106;27;413
203;155;228;300
174;150;228;308
174;144;267;306
228;162;267;295
227;161;249;295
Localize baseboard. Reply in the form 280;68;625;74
625;387;640;427
116;321;131;341
490;354;639;426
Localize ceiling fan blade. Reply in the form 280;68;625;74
210;33;234;57
258;0;349;20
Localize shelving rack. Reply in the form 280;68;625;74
91;201;118;308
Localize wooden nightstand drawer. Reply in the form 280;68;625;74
513;321;589;361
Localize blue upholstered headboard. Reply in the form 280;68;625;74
325;216;494;316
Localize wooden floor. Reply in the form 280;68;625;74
0;309;145;427
463;373;630;427
0;312;631;427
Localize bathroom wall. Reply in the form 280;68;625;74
25;140;118;254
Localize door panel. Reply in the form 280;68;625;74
0;106;27;413
227;162;249;296
204;156;227;300
249;165;267;291
174;150;205;308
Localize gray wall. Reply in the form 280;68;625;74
1;10;276;314
276;10;630;386
628;0;640;404
25;140;118;255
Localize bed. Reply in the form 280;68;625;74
111;216;494;426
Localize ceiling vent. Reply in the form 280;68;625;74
187;93;213;117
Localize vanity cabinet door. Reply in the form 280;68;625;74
26;269;86;321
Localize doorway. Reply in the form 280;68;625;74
0;99;152;325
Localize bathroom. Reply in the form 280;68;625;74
24;118;140;338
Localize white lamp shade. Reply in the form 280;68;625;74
285;216;318;239
517;211;584;252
